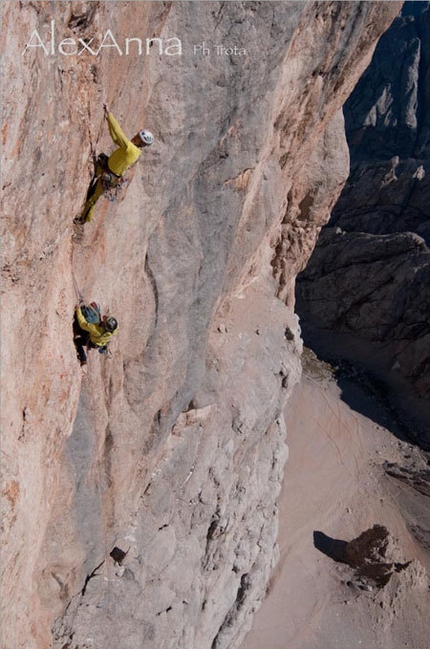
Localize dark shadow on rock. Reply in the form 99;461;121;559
333;361;411;442
294;0;430;450
313;531;348;563
334;360;429;451
297;324;430;451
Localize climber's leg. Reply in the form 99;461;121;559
72;317;89;365
78;178;104;223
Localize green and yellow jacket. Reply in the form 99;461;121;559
76;307;118;347
106;113;141;176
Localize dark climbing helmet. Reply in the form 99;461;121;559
104;316;118;333
139;129;154;146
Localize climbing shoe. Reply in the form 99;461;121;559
76;348;87;365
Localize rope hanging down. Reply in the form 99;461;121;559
72;273;84;304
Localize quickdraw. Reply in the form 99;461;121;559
101;170;128;202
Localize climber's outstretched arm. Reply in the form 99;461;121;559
106;112;130;150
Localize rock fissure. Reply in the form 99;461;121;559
81;560;105;597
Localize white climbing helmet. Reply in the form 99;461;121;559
139;129;154;146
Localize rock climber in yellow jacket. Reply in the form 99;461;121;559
77;103;154;223
74;302;119;365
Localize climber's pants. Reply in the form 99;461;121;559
80;178;104;222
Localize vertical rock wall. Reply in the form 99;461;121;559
1;2;400;648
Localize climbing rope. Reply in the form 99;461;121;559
72;272;84;305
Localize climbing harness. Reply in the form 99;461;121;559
101;171;128;202
96;152;128;202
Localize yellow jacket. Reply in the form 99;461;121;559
106;113;142;176
76;307;118;347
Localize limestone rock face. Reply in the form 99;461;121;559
328;523;429;597
297;2;430;405
1;2;400;649
345;1;430;161
298;226;430;399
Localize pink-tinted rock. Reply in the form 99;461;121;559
1;2;400;648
